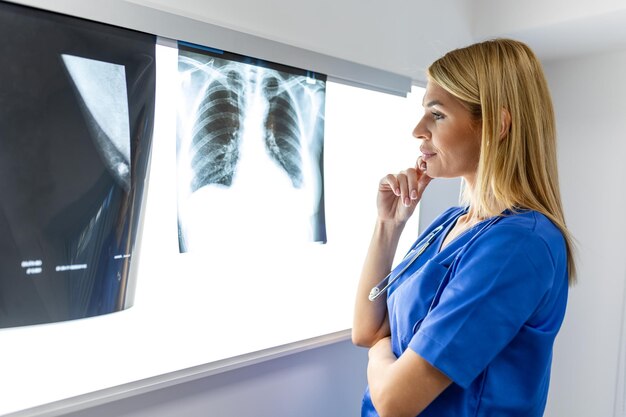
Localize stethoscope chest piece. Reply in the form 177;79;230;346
367;213;502;302
368;287;381;302
368;224;444;302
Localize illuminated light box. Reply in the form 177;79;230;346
0;1;156;328
176;43;327;252
0;4;424;408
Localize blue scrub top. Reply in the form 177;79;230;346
361;206;569;417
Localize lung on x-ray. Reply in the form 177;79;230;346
0;2;156;328
176;43;327;252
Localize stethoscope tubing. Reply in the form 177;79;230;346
368;212;502;302
368;224;445;301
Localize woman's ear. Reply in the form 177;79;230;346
500;107;511;140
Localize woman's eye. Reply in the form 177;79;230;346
432;111;444;121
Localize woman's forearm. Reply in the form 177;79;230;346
367;338;451;417
352;219;406;347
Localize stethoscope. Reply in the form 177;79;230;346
368;213;502;302
368;224;445;301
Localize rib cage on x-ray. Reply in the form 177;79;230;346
182;58;322;193
262;74;304;188
177;49;326;250
190;68;246;191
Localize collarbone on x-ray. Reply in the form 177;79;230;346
177;52;327;250
179;57;324;194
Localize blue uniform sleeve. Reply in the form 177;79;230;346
408;224;559;388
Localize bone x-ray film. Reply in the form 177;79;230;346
176;43;327;252
0;2;156;328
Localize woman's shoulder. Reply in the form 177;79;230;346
493;209;566;255
458;210;567;279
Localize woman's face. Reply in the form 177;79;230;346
413;81;482;186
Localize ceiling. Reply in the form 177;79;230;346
124;0;626;83
9;0;626;84
472;0;626;63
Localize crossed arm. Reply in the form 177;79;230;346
352;218;451;417
366;337;451;417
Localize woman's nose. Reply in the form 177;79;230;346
412;117;429;140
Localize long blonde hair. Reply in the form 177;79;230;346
428;38;577;284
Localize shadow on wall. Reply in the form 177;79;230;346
63;340;368;417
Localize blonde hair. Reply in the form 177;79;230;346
427;38;577;284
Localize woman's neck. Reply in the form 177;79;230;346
462;175;509;221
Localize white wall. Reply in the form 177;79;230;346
543;49;626;417
59;340;369;417
471;0;626;62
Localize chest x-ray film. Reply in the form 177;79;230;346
177;43;327;252
0;2;155;328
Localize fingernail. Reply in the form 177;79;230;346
410;190;417;199
395;188;400;196
404;197;410;206
420;162;427;171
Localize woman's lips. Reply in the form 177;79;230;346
421;150;436;161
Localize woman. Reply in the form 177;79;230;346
352;38;575;417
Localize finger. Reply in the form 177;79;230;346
408;165;432;200
396;172;411;207
418;171;433;190
405;167;420;201
416;156;427;172
380;174;400;196
414;157;433;195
